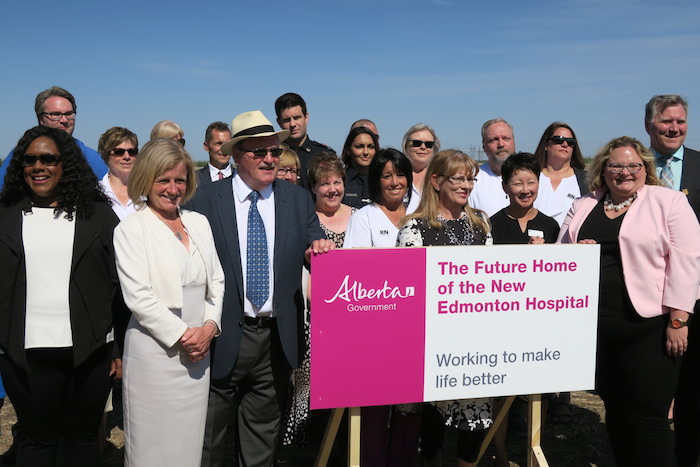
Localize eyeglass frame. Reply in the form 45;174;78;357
605;163;644;174
110;147;139;157
409;139;436;149
40;111;77;122
440;174;477;186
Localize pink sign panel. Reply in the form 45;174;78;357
310;248;427;409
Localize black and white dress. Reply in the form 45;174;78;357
396;214;493;431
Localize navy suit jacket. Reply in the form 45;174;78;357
681;147;700;219
186;179;325;379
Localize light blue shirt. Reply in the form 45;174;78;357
653;146;684;191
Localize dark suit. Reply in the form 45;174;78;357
676;147;700;466
187;177;324;466
196;164;233;186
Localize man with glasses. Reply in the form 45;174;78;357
468;118;517;216
187;110;334;467
645;94;700;467
196;121;233;185
0;86;108;189
274;92;335;189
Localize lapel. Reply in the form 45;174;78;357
214;181;244;297
681;147;699;190
0;200;27;254
273;180;289;282
72;211;102;273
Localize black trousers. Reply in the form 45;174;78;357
0;345;113;467
596;314;681;467
674;303;700;467
201;321;290;467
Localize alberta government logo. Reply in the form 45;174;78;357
324;274;415;312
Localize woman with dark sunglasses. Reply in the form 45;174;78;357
402;123;441;214
0;126;126;466
98;127;140;220
533;122;588;226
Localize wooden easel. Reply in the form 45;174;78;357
315;396;549;467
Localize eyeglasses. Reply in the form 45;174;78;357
549;135;577;147
22;153;62;167
40;111;76;121
240;147;284;158
277;167;299;176
605;163;644;174
409;140;435;149
442;175;477;186
177;138;186;147
111;148;138;157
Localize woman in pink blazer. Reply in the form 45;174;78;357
558;136;700;466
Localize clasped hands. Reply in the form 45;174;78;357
180;322;218;362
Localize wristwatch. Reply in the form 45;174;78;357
669;318;689;329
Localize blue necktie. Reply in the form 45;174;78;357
246;191;269;308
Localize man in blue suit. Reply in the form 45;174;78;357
0;86;107;189
187;110;334;467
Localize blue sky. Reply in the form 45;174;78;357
1;0;699;162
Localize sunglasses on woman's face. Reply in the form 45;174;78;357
21;153;62;167
549;135;576;147
111;148;139;157
409;140;435;149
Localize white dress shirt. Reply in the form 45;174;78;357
232;174;276;317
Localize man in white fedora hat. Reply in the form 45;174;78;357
187;110;334;467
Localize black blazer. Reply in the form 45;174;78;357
681;147;700;220
0;198;124;370
196;165;233;186
186;179;325;379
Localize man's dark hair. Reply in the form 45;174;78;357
204;121;230;143
274;92;307;118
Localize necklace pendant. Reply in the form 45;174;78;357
175;232;183;241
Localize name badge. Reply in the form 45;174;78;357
528;229;544;238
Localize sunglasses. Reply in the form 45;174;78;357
241;147;284;158
111;148;139;157
549;135;577;147
22;153;62;167
409;140;435;149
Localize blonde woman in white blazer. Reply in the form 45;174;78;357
113;139;224;467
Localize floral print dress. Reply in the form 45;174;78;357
396;214;493;431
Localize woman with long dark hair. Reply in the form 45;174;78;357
0;126;124;466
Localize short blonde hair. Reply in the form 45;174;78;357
588;136;660;191
128;138;197;208
278;145;301;170
150;120;184;140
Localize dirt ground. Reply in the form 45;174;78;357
0;385;616;466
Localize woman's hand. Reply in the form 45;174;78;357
528;236;545;245
110;358;122;379
577;239;597;244
180;324;218;362
666;310;690;357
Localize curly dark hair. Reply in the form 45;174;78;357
0;126;110;220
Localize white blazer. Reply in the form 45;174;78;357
114;206;224;347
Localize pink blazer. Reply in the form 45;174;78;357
557;185;700;318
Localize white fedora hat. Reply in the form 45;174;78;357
220;110;290;155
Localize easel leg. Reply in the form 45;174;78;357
315;407;345;467
477;395;515;463
348;406;361;467
527;394;548;467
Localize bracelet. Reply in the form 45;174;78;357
203;320;220;336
